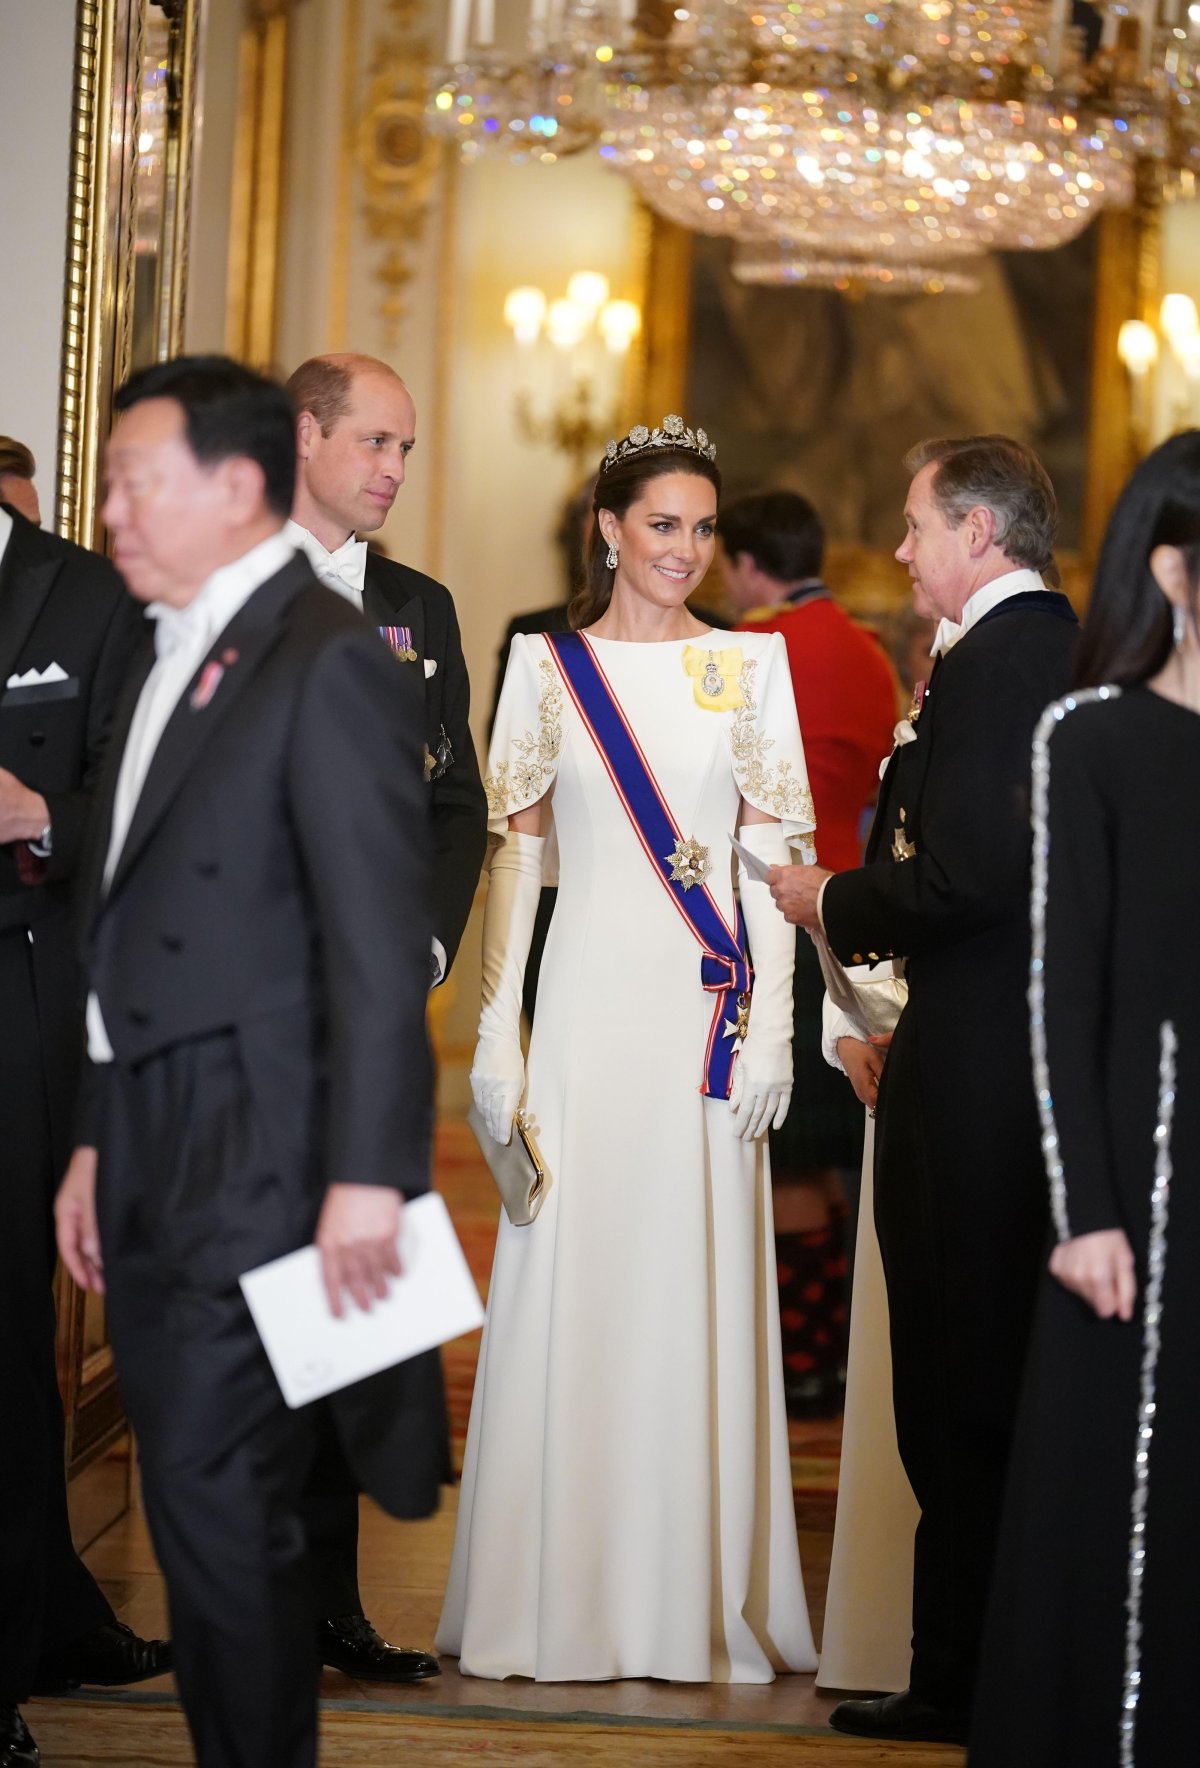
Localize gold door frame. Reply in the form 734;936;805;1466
57;0;199;552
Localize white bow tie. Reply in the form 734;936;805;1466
293;528;367;600
931;616;962;659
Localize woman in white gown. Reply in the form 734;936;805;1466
436;418;819;1683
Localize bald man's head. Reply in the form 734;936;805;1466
287;353;416;549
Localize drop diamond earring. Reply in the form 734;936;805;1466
606;541;619;571
1174;603;1187;648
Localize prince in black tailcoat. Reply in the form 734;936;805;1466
0;501;165;1762
56;358;436;1768
770;438;1078;1744
285;352;487;1680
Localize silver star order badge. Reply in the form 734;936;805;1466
665;836;711;891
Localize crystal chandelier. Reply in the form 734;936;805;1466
428;2;1200;289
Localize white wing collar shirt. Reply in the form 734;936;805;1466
816;565;1048;937
930;566;1047;660
87;528;294;1062
284;518;367;608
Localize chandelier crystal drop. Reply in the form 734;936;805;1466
427;1;1200;289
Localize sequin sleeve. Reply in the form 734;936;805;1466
484;634;564;836
730;631;818;859
1030;691;1123;1240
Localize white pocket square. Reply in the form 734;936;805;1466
6;663;69;689
423;658;437;678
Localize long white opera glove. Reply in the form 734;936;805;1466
470;832;545;1144
730;822;796;1141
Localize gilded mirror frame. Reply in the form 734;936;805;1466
57;0;199;553
53;0;199;1487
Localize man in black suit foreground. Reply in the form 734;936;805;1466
283;352;487;1682
55;357;435;1768
0;489;165;1768
769;437;1077;1743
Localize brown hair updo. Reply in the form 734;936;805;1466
569;445;723;630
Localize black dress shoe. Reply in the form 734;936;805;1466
829;1688;968;1744
33;1619;173;1693
317;1615;440;1684
0;1705;39;1767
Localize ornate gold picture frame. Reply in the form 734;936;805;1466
57;0;199;552
53;0;199;1494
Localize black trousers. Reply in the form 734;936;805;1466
302;1406;362;1619
0;923;113;1704
99;1030;322;1768
873;1011;1024;1716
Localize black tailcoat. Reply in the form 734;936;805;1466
821;589;1078;1712
79;557;438;1761
299;552;485;1620
0;504;145;1701
363;554;486;976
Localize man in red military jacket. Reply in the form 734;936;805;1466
723;490;898;1414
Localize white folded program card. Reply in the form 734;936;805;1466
239;1192;485;1409
729;832;775;883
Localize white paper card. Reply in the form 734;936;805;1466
730;833;774;883
239;1192;484;1409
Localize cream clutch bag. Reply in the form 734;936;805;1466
467;1104;548;1226
813;929;908;1041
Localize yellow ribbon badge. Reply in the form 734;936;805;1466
682;645;745;712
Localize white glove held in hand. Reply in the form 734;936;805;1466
470;832;545;1143
730;822;796;1141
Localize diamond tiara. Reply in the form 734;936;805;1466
600;414;717;474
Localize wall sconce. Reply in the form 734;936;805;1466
1118;293;1200;454
503;270;642;476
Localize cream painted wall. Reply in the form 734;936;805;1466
185;0;245;353
273;0;641;752
435;148;639;754
0;0;77;507
267;0;643;1102
274;0;349;373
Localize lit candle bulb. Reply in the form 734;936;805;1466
1138;0;1159;73
1045;0;1069;73
448;0;470;61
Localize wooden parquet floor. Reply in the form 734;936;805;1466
29;1120;965;1768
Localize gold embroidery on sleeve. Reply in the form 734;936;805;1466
485;658;564;815
731;658;817;823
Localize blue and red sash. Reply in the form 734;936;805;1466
545;631;751;1099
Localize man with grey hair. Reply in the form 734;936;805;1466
769;436;1077;1742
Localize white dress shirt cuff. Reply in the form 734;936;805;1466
86;992;114;1064
821;992;864;1075
816;873;832;936
430;936;448;989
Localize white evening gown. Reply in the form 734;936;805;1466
815;995;918;1693
437;628;819;1683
